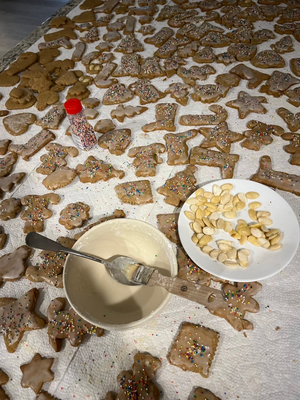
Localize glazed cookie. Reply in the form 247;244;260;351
94;62;118;88
252;155;300;196
59;202;90;230
26;237;76;288
165;82;191;106
192;84;230;103
8;129;56;161
0;368;9;400
251;29;275;45
191;387;221;400
111;104;148;122
157;213;180;244
0;226;7;249
138;24;155;35
229;64;270;89
36;104;66;129
98;129;131;155
290;58;300;77
282;132;300;166
5;87;36;110
177;65;216;86
145;27;174;47
74;209;126;240
112;54;141;77
128;143;166;176
20;353;54;394
227;26;252;43
277;7;300;24
0;153;18;177
0;246;31;287
94;14;113;26
260;71;300;97
140;57;165;79
80;27;99;43
115;180;153;204
177;247;212;285
38;38;72;50
157;165;197;206
71;42;86;61
201;31;231;47
154;37;184;59
271;35;294;54
241;120;284;151
164;130;197;165
36;91;60;111
167;322;219;377
103;31;122;42
82;98;100;109
76;156;125;182
21;193;60;233
209;282;262;330
103;83;134;105
251;50;285;69
216;52;236;65
156;5;182;21
226;91;268;119
0;288;45;353
84;109;99;120
193;46;216;63
277;107;300;132
115;34;144;53
36;143;78;175
0;198;22;220
66;82;91;100
199;122;243;153
94;119;116;134
214;72;241;87
0;140;11;156
142;103;178;132
129;79;166;105
286;87;300;107
180;105;228;126
227;43;257;62
6;52;37;76
238;3;265;20
42;167;77;190
94;0;119;14
177;41;199;58
190;147;239;178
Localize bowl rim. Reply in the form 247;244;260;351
63;218;178;331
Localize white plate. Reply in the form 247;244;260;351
178;179;299;282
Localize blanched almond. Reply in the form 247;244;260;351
224;221;233;232
220;192;230;205
196;209;204;220
211;195;221;204
195;188;204;196
237;219;247;226
206;203;218;212
248;209;257;221
216;218;225;229
250;227;264;238
203;217;212;227
249;201;262;210
213;184;222;196
221;183;233;191
223;210;237;219
210;249;221;260
192;222;202;233
202;245;213;254
217;239;233;245
190;204;198;213
192;234;199;243
203;226;215;235
204;209;211;217
230;230;241;240
218;243;232;252
209;212;219;220
258;217;273;226
266;229;279;237
196;195;206;203
238;192;247;203
239;248;251;256
186;198;198;205
227;248;237;260
233;194;239;205
195;218;205;227
218;252;227;262
269;243;282;251
236;201;246;211
270;234;281;245
260;225;269;232
257;211;270;218
185;211;195;221
248;235;260;246
238;250;248;264
238;226;251;236
204;191;214;199
239;235;247;245
257;238;270;248
199;235;213;246
224;260;239;267
246;191;259;199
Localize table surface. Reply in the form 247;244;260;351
0;1;300;399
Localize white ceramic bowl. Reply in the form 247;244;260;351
63;219;177;330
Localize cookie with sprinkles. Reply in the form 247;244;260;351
191;387;221;400
115;180;153;205
226;91;268;119
260;71;300;98
177;40;199;58
36;143;78;175
115;34;144;53
0;153;17;177
198;121;243;153
157;213;180;244
128;143;166;176
129;79;166;105
277;107;300;132
26;237;76;287
0;288;46;353
98;129;131;155
164;130;197;165
167;322;219;377
138;24;155;35
165;82;191;106
112;54;141;77
241;120;284;151
285;86;300;107
142;103;178;132
216;51;236;65
177;247;212;285
111;104;148;122
76;156;125;182
282;132;300;166
226;26;252;44
145;26;174;46
251;28;275;45
200;31;231;47
47;297;104;352
277;7;300;24
227;43;257;62
177;65;216;86
192;84;230;104
139;56;165;79
164;54;186;78
180;105;228;126
193;46;216;63
0;369;9;400
229;64;270;89
156;5;182;21
59;202;90;230
0;245;31;286
251;50;285;69
102;83;134;105
35;104;65;130
157;165;197;206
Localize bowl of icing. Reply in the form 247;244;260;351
63;218;177;330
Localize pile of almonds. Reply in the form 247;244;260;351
184;183;282;268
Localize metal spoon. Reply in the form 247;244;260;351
25;232;226;311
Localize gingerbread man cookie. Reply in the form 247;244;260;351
241;120;284;151
59;202;90;230
20;353;54;394
115;180;153;205
36;143;78;175
164;130;197;165
47;297;104;352
128;143;166;176
76;156;125;182
0;245;31;287
282;132;300;166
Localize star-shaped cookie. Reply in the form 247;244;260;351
226;91;268;119
20;353;54;394
199;122;244;153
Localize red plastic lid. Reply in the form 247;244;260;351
64;98;82;114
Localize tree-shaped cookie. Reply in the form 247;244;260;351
102;83;134;105
0;288;45;353
164;130;197;165
199;122;244;153
0;369;9;400
98;129;131;155
128;143;166;176
129;79;166;105
37;143;79;175
115;33;144;53
26;237;76;288
47;297;104;352
76;156;125;182
21;193;60;233
0;245;31;287
157;165;198;206
209;282;262;331
282;132;300;165
20;353;54;394
59;202;90;230
226;91;268;119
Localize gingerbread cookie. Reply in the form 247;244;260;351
0;110;9;117
82;98;100;108
115;180;153;204
201;31;231;47
128;143;166;176
0;71;20;87
260;71;300;97
251;28;275;45
103;31;122;42
227;26;252;43
112;54;141;77
214;72;241;87
0;245;31;286
277;8;300;24
115;34;144;53
76;156;125;182
111;104;148;122
157;165;197;206
251;50;285;69
167;322;219;377
98;129;131;155
180;105;228;126
282;132;300;166
38;38;72;50
36;104;65;130
71;42;86;62
216;51;236;65
0;140;11;156
8;129;55;161
270;35;294;54
6;52;37;76
191;387;221;400
50;15;75;28
177;247;213;285
103;83;134;105
0;153;18;177
36;91;60;111
260;4;285;21
94;119;116;133
0;226;7;250
157;213;180;244
286;86;300;107
138;24;155;35
47;297;103;351
277;107;300;132
226;91;268;119
227;43;257;61
241;120;284;151
0;368;9;400
164;130;197;165
290;58;300;77
74;209;126;240
156;5;182;21
37;48;60;64
42;167;77;190
80;26;99;43
20;353;54;394
94;14;113;26
177;41;199;58
94;62;118;88
55;71;79;88
192;84;230;103
154;37;182;59
193;46;216;63
190;147;239;178
26;237;76;288
229;64;270;89
145;27;174;46
36;143;78;175
0;288;45;353
66;82;91;100
0;198;22;221
84;109;99;120
129;79;166;105
59;202;90;230
177;65;216;86
5;87;36;110
140;57;165;79
142;103;178;132
94;0;119;14
165;82;190;106
21;193;60;233
199;122;244;152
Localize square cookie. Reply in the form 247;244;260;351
167;322;219;377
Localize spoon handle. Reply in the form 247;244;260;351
147;271;226;311
25;232;109;267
